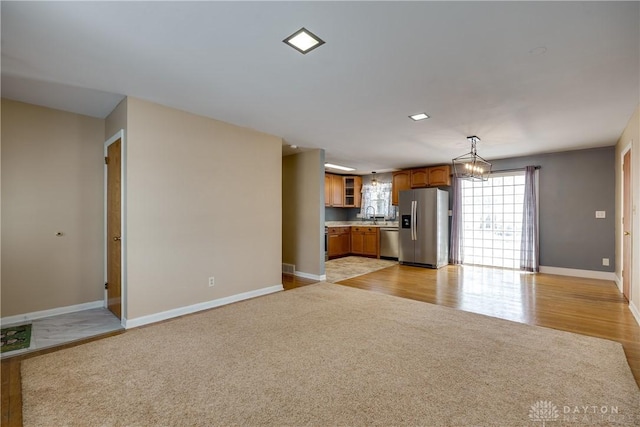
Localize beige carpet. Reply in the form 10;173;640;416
22;283;640;426
325;256;397;283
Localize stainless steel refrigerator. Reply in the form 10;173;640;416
399;188;449;268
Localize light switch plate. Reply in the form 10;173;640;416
602;258;610;266
595;211;606;219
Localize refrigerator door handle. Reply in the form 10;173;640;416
411;200;417;241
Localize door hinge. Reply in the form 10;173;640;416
105;156;109;165
105;282;108;290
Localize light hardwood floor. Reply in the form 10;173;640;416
3;265;639;426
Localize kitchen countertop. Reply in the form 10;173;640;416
326;221;399;228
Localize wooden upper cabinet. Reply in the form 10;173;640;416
344;176;363;208
429;165;451;187
324;174;332;207
331;174;344;207
410;168;429;188
326;174;362;208
392;170;411;206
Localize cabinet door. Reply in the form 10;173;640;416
392;171;411;206
351;230;364;254
344;176;356;207
353;176;363;208
428;165;451;187
331;174;344;207
328;234;341;257
410;168;429;188
324;174;332;207
339;232;351;255
363;229;379;256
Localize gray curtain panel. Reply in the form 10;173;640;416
449;176;463;264
520;166;539;272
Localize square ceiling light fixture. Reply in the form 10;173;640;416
409;113;430;121
283;27;325;54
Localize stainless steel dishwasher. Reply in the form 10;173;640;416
380;227;399;259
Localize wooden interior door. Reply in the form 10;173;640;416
622;149;632;301
107;138;122;318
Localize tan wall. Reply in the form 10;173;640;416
615;104;640;313
1;99;105;316
105;98;127;140
124;97;282;320
282;150;325;277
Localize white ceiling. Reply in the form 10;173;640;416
2;1;638;174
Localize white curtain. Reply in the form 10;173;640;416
360;183;395;219
449;176;463;264
520;166;539;272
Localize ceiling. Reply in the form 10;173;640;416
2;1;638;174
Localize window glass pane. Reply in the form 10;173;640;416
460;171;525;269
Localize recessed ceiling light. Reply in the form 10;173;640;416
409;113;430;121
325;163;355;172
529;46;547;55
283;27;325;54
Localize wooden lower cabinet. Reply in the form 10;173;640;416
328;226;380;259
350;227;380;258
328;227;350;258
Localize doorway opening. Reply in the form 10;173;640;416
104;130;125;323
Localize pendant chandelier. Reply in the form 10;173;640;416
452;136;492;181
371;171;378;186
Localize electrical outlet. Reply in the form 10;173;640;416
602;258;610;267
208;276;215;287
595;211;606;219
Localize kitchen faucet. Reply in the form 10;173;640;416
365;205;377;225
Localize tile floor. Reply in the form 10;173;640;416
1;308;123;359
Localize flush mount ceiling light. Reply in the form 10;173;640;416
452;136;492;181
325;163;355;172
409;113;430;121
283;27;325;54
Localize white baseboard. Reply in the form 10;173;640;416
629;302;640;327
124;284;284;329
0;300;104;326
539;266;616;281
614;274;623;292
294;271;326;281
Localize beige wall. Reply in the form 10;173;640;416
615;104;640;315
1;99;105;316
105;98;128;140
282;149;325;277
124;97;282;320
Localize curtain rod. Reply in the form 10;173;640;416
491;165;541;173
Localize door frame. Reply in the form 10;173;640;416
104;130;127;326
619;142;632;298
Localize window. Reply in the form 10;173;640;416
360;183;396;219
461;172;525;269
